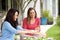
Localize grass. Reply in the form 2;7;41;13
46;24;60;40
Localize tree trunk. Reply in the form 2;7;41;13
40;0;43;17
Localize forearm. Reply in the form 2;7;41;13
35;26;40;32
17;30;34;34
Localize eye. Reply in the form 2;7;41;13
33;12;35;13
17;15;18;16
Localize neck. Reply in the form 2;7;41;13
31;17;35;20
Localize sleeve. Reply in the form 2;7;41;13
36;18;40;31
17;26;24;31
22;18;27;29
3;21;18;34
37;18;40;27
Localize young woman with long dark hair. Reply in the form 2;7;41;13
0;9;38;40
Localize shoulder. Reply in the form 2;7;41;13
23;18;27;21
36;17;40;20
3;21;11;26
35;18;40;22
2;21;11;29
3;21;9;24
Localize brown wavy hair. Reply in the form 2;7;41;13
27;7;37;23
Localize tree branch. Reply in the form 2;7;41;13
23;0;32;11
14;0;19;6
24;0;28;4
33;0;37;8
40;0;43;16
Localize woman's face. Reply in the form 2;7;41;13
29;9;35;18
13;12;19;21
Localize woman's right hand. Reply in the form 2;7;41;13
28;30;40;34
18;30;40;34
17;30;35;34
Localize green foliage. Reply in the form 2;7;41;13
26;37;33;40
48;16;53;22
56;16;60;27
37;38;43;40
26;37;47;40
43;10;49;18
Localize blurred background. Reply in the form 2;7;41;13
0;0;59;40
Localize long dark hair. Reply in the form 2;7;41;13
27;7;37;23
1;9;19;30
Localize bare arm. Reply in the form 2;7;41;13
35;26;40;32
17;30;35;34
17;29;42;35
